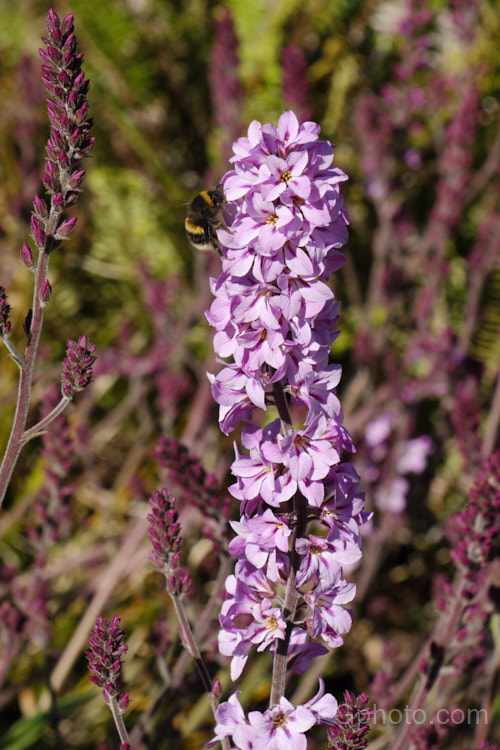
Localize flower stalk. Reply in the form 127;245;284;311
86;616;131;747
147;487;228;735
0;10;95;509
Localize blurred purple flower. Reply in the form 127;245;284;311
375;477;409;514
364;414;433;513
209;6;244;163
395;436;433;474
153;436;230;551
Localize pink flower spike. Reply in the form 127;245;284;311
207;110;367;727
86;615;130;710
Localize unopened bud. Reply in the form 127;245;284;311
0;287;12;337
166;575;177;595
60;12;75;36
40;279;52;306
68;169;86;189
58;150;70;169
179;571;191;596
55;216;77;239
118;693;131;713
30;215;46;250
74;102;89;125
53;192;65;211
43;162;56;192
212;679;222;699
45;139;58;161
81;136;96;156
33;194;48;219
21;243;35;269
46;9;60;34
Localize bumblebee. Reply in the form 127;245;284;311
185;186;225;255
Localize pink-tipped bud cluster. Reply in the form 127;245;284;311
147;488;191;596
60;335;96;397
34;9;94;255
86;615;130;712
327;691;372;749
447;451;500;572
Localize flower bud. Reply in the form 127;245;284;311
67;90;78;109
61;335;97;397
57;69;71;89
212;679;222;699
43;162;56;192
118;693;131;713
20;243;35;269
68;169;86;189
45;45;60;64
58;150;70;169
53;192;65;211
33;194;48;220
55;216;77;239
86;615;129;712
0;287;12;337
30;215;46;250
62;32;76;53
60;12;75;36
166;575;177;595
40;279;52;306
46;9;60;33
74;102;89;124
179;571;191;595
80;136;96;156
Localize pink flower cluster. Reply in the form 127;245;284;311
208;111;349;436
207;111;369;747
208;679;337;750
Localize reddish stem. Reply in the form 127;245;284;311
0;250;50;508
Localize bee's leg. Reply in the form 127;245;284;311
208;225;223;256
